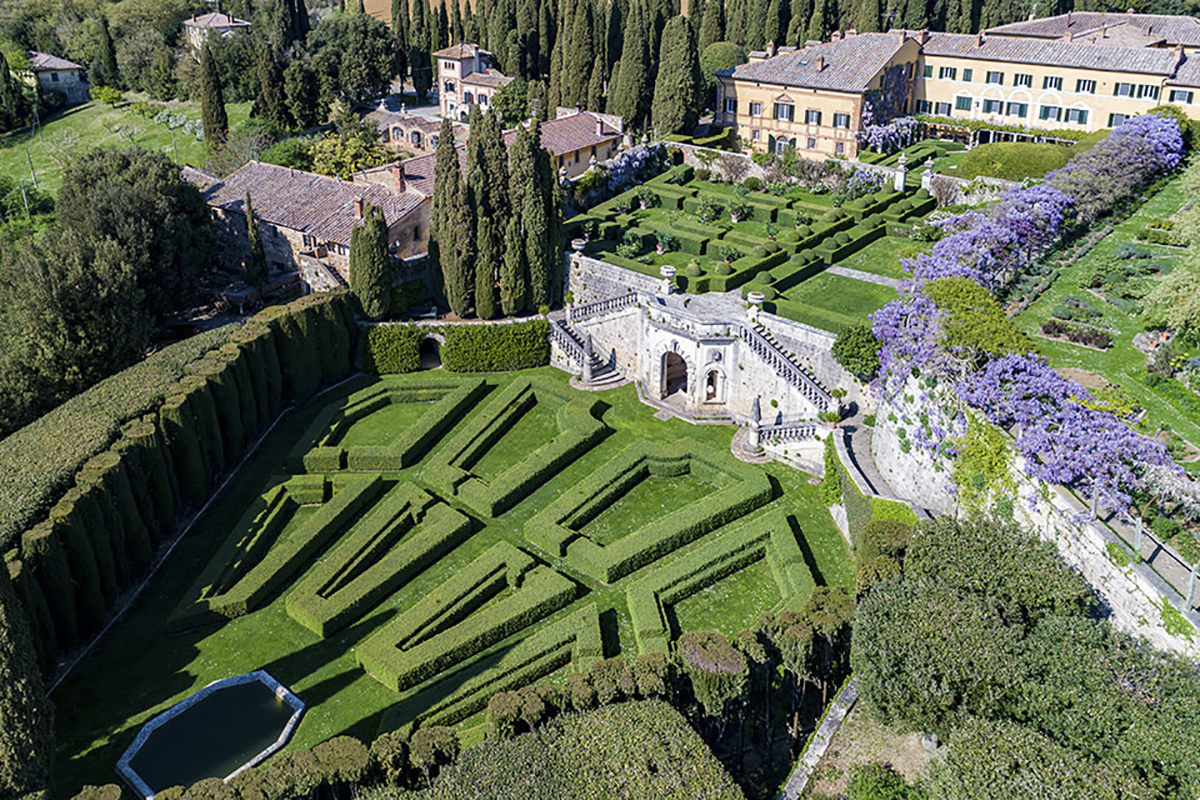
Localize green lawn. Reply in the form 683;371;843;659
1014;176;1200;463
0;96;251;195
774;272;899;333
838;236;923;278
51;367;851;795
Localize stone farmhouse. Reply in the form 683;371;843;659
435;43;514;120
716;11;1200;159
365;105;460;153
183;12;252;55
24;51;88;105
189;161;425;292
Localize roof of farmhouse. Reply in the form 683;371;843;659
26;51;83;71
719;32;910;92
986;11;1200;47
201;161;422;246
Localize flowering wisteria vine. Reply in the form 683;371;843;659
870;113;1185;514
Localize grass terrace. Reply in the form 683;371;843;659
1014;176;1200;470
771;272;900;333
837;235;922;279
51;367;852;795
0;96;252;195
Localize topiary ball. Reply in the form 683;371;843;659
759;285;778;300
799;248;816;261
685;261;703;277
866;214;883;227
915;188;930;199
782;230;800;243
714;263;733;276
751;246;768;258
834;232;851;245
763;241;780;253
753;271;774;285
822;211;841;223
795;224;812;236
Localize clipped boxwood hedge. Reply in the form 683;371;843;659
363;319;551;375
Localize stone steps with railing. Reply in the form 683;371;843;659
736;321;832;412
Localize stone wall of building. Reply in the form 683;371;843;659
567;254;659;303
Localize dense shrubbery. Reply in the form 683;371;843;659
363;320;551;375
854;517;1200;799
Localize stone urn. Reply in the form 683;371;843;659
746;291;764;322
571;238;587;253
659;264;676;296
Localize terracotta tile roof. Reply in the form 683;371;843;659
183;12;251;28
434;43;485;59
503;112;622;156
203;161;422;246
462;69;514;88
720;32;910;93
1168;52;1200;86
180;165;219;190
390;148;466;197
26;51;82;71
921;30;1179;75
365;108;443;135
986;12;1200;47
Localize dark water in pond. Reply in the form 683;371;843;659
127;681;297;792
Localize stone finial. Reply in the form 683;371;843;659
751;396;761;423
585;333;594;357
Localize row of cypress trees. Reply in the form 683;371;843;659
430;112;563;319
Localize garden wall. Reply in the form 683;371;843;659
870;402;1200;660
758;312;866;409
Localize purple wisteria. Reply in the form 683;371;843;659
962;354;1174;512
859;116;920;155
872;114;1186;513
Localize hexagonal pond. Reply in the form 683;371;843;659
117;671;304;798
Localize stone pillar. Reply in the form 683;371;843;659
746;397;763;456
582;333;594;383
921;157;935;191
893;153;908;193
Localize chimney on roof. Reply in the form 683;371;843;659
575;102;582;115
846;29;857;36
815;55;825;70
1176;43;1186;67
918;28;930;44
1066;30;1074;41
1066;10;1072;25
595;116;604;135
977;30;985;46
767;40;776;57
388;163;406;193
831;30;842;41
354;197;365;218
1028;12;1035;20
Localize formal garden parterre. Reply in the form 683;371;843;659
43;360;851;795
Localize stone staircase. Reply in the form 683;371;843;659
550;318;624;387
736;321;832;413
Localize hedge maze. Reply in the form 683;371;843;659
81;368;845;749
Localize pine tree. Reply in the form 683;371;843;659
699;0;724;51
199;43;228;145
651;15;703;136
244;193;269;289
350;205;393;318
609;0;650;129
0;557;54;796
92;17;121;88
805;0;825;43
254;44;291;128
432;118;472;316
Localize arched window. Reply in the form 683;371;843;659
411;130;423;147
464;91;474;105
444;80;456;95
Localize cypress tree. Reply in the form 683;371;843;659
609;0;650;129
805;0;825;43
451;0;464;44
392;0;410;52
538;1;553;76
254;45;290;128
547;17;564;111
587;57;604;111
562;0;595;108
699;0;724;51
0;61;25;133
199;43;228;145
411;0;432;102
500;214;527;315
91;17;121;88
245;193;269;289
602;0;622;76
652;15;704;136
432;118;472;316
853;0;880;31
350;205;393;319
525;123;556;309
764;0;783;45
437;0;449;48
294;0;311;42
727;0;747;47
0;558;54;796
475;216;499;319
271;0;296;48
746;0;767;50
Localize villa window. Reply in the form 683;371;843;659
1114;82;1133;97
806;136;817;149
750;102;762;116
955;95;971;111
1006;101;1028;118
752;129;760;140
50;72;59;82
805;109;821;125
1108;112;1128;126
1014;73;1032;87
1136;84;1160;100
835;141;845;154
923;64;933;78
982;98;1002;114
1170;89;1194;104
986;71;1003;84
939;66;957;80
934;101;951;116
774;102;794;121
444;80;456;94
1039;104;1062;121
916;99;932;113
1043;75;1063;90
1065;108;1088;124
1076;79;1096;94
832;112;850;128
962;68;973;81
724;97;736;113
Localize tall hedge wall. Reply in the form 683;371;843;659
3;291;359;673
363;319;551;375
